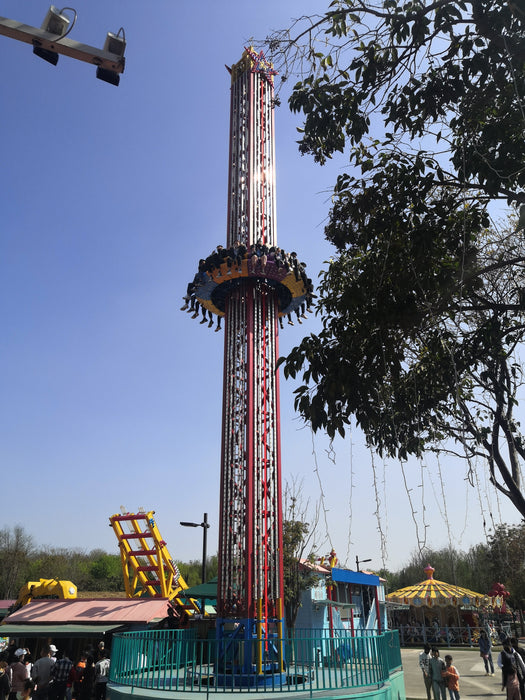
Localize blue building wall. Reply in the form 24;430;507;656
294;567;387;634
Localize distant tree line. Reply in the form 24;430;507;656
0;525;217;600
178;556;218;588
2;522;525;611
380;522;525;608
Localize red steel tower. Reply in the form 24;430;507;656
183;47;311;684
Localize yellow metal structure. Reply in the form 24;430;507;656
16;578;77;608
109;509;200;614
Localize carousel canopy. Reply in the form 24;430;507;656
387;564;491;609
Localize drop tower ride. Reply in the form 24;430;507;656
183;48;310;685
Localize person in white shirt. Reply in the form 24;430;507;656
418;643;432;700
94;651;110;700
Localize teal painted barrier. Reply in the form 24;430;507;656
109;628;402;693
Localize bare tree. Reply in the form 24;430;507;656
0;525;34;598
283;477;320;632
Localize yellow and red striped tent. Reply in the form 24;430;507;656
387;564;491;609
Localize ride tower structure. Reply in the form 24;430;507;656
183;47;311;686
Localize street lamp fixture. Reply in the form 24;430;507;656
33;6;75;65
356;556;372;572
96;28;126;85
0;6;126;85
40;5;72;35
180;512;210;585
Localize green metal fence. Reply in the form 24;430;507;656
109;628;401;693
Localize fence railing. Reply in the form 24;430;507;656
396;624;506;647
109;628;401;693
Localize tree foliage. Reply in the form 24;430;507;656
485;523;525;606
0;526;34;598
388;544;493;595
3;524;525;613
385;524;525;608
0;526;223;601
282;480;320;631
177;556;218;587
263;0;525;516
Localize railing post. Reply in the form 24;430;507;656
277;597;285;672
257;598;263;676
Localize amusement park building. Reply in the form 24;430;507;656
296;564;387;636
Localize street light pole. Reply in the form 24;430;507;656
180;512;210;584
201;512;209;585
356;556;372;572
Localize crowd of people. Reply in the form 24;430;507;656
418;631;525;700
419;646;461;700
0;642;110;700
181;240;315;331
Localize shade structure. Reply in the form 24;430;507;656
182;577;218;600
387;565;490;609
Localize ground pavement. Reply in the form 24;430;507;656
401;647;504;699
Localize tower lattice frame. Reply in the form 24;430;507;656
183;50;311;679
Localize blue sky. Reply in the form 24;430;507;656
1;0;521;578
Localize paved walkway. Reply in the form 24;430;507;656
401;647;502;699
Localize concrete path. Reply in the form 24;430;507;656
401;647;503;699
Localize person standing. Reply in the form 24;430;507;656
429;647;446;700
478;629;495;676
23;651;33;681
94;652;110;700
442;654;460;700
94;644;105;664
0;662;11;700
498;627;507;642
31;647;56;700
419;643;432;700
501;640;525;700
78;656;95;700
9;650;29;700
510;637;525;699
6;643;18;666
49;650;73;700
70;653;86;700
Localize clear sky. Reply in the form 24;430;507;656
1;0;521;579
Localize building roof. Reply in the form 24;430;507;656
386;564;489;608
0;623;121;638
2;597;170;625
182;577;218;600
299;558;330;573
332;568;380;587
